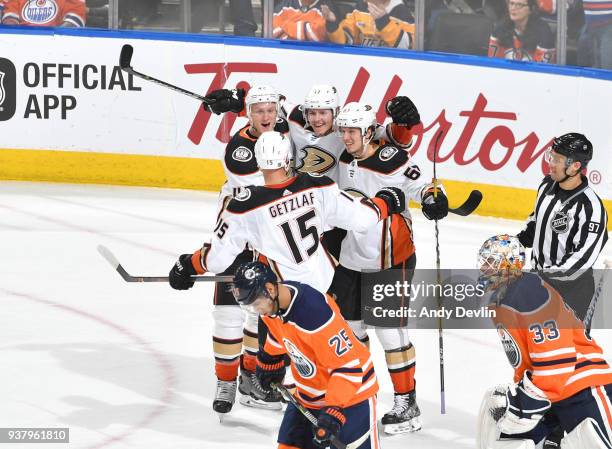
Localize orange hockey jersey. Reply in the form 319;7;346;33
327;0;414;48
262;281;378;409
2;0;85;27
492;272;612;402
273;0;336;41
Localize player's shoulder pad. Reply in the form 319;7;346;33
288;105;307;127
274;117;290;134
284;282;333;331
502;272;550;313
225;185;274;213
225;128;258;175
359;144;409;174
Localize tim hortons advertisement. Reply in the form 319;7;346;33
0;31;610;200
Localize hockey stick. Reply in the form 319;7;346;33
431;130;446;415
448;190;483;216
273;384;371;449
97;245;234;283
119;44;213;104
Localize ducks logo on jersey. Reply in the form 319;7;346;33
296;146;336;175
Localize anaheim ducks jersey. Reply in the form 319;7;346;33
282;101;415;183
262;281;378;409
493;272;612;402
2;0;85;27
219;120;289;202
327;0;414;48
337;143;431;270
193;172;393;293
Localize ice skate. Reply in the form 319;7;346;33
213;379;237;422
381;391;422;434
238;370;282;410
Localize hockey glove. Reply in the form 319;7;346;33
256;351;286;391
205;88;245;115
375;187;406;215
386;96;420;127
314;407;346;448
169;253;197;290
421;188;448;220
494;372;551;435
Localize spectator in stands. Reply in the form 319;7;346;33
2;0;85;26
488;0;555;63
325;0;415;49
273;0;338;41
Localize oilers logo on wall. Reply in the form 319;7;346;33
283;338;316;378
22;0;58;25
497;323;521;368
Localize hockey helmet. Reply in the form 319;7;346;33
335;102;376;136
231;261;278;306
254;131;292;170
303;84;340;123
550;132;593;168
245;85;280;121
477;234;525;291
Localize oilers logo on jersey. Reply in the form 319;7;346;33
497;323;521;368
22;0;58;24
284;338;316;378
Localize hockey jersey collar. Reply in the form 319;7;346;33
278;282;300;322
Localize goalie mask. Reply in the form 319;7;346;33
254;131;292;171
477;234;525;293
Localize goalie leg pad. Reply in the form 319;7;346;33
561;418;612;449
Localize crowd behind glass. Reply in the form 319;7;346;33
1;0;610;70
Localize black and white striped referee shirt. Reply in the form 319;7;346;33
517;175;608;281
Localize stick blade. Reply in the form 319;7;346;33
449;190;482;216
119;44;134;70
97;244;120;269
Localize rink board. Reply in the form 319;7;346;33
0;27;611;222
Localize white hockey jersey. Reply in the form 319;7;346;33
193;173;393;293
281;102;415;183
337;143;432;270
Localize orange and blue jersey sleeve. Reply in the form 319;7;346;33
262;327;287;357
63;0;86;27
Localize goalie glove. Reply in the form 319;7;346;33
492;372;551;435
386;96;420;127
204;88;245;115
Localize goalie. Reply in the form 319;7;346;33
476;235;612;449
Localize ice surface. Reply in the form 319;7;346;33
1;181;610;449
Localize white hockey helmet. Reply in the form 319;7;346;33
303;84;339;114
255;131;292;171
477;234;525;292
335;102;376;136
245;85;280;121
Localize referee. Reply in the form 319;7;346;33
516;132;608;325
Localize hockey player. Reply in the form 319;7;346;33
476;234;612;449
205;85;289;415
168;131;406;408
231;261;380;449
330;102;449;434
2;0;85;26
